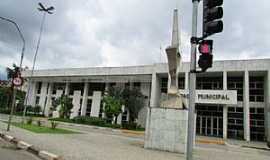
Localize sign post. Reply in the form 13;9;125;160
7;74;23;131
187;0;200;159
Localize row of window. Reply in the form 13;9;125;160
160;76;265;102
195;105;265;141
36;82;141;97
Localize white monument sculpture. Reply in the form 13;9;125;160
144;9;189;154
160;9;185;109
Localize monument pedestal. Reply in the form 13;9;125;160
144;107;188;153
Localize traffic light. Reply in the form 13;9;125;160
198;40;213;72
203;0;223;37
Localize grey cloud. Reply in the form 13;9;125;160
0;0;269;70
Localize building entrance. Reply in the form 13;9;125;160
196;105;223;138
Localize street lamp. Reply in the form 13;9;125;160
23;2;54;122
0;17;25;68
0;16;26;131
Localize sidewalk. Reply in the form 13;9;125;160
1;120;270;160
1;113;270;160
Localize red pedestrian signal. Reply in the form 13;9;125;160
198;40;213;54
198;40;213;72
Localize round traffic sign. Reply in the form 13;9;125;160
12;77;23;86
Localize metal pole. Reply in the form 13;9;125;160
0;17;25;68
187;0;199;160
0;16;25;131
22;12;46;122
7;89;16;131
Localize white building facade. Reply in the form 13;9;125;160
22;59;270;142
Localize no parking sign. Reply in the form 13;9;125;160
12;77;23;87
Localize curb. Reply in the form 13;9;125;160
57;121;144;136
196;138;225;145
0;132;63;160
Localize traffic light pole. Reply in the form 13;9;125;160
187;0;199;160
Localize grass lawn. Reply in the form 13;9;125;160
12;123;79;134
49;117;145;131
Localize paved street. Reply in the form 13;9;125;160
0;120;269;160
0;137;40;160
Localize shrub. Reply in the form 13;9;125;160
33;105;41;115
88;117;106;126
26;117;33;125
0;108;11;114
73;116;87;124
104;123;121;129
50;121;58;130
49;118;74;123
26;105;33;113
37;120;42;127
73;116;106;126
121;122;144;131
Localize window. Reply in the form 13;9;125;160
227;107;244;140
35;96;40;105
99;101;104;118
249;77;264;102
228;77;243;101
161;78;168;93
52;83;65;95
125;82;130;88
69;83;84;96
36;82;42;94
134;82;141;89
122;109;128;124
250;107;265;141
78;99;83;116
178;77;185;89
196;77;222;90
88;83;106;96
86;99;92;116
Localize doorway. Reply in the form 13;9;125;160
196;105;223;137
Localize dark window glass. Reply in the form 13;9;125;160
36;82;42;94
88;83;106;96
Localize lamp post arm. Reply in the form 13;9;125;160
0;16;25;69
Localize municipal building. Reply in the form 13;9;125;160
22;59;270;142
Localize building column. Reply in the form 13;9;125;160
81;82;89;116
29;81;37;106
150;73;161;108
44;82;53;117
223;71;228;139
70;91;81;119
39;82;48;113
243;70;250;141
64;82;69;95
266;70;270;145
185;72;189;90
90;91;102;117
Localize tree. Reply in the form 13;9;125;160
0;87;10;109
54;95;73;118
103;86;123;124
5;64;20;109
6;64;20;80
103;96;122;124
122;88;144;123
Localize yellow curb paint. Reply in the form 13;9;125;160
196;139;225;145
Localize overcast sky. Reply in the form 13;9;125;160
0;0;269;71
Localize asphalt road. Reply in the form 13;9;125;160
0;116;269;160
0;138;40;160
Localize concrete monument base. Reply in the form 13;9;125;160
144;107;188;154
